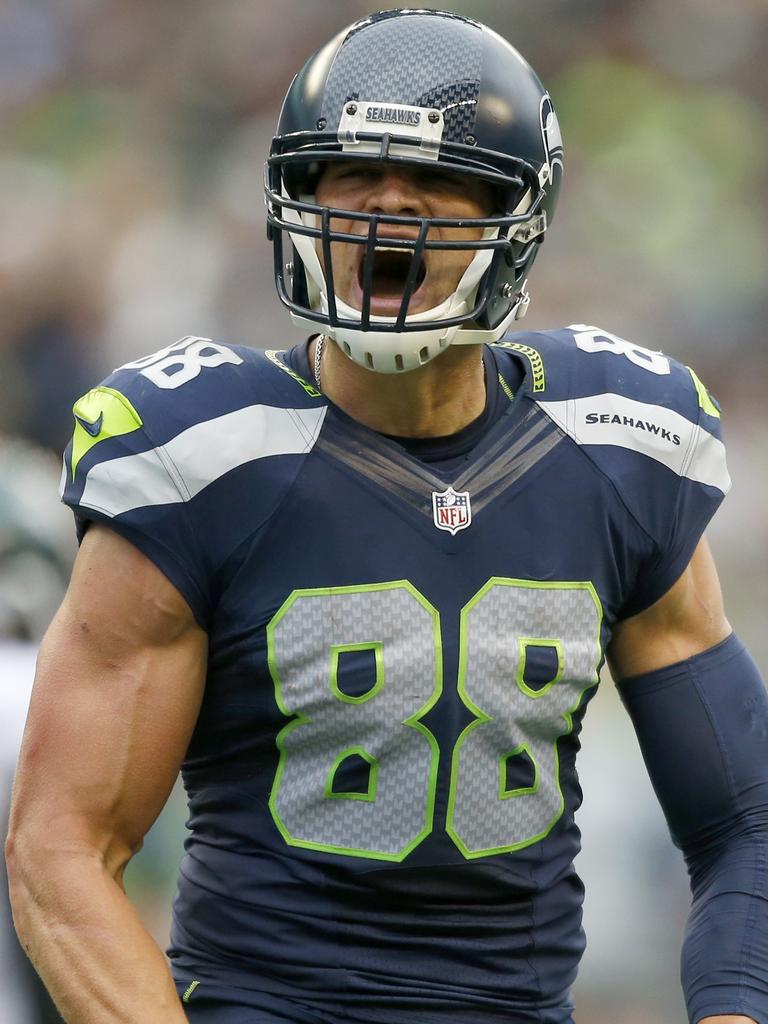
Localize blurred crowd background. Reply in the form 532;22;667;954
1;0;766;1021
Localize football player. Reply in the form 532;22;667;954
7;10;768;1024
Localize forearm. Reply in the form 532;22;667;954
618;636;768;1024
682;829;768;1024
7;838;187;1024
5;528;207;1023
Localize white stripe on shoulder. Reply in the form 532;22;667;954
79;404;327;517
537;394;730;494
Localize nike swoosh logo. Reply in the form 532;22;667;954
75;411;104;437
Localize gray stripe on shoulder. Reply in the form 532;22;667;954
79;404;326;517
536;394;730;494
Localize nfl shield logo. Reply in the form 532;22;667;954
432;486;472;535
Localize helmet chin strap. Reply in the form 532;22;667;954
283;187;534;374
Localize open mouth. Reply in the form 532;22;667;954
356;247;427;309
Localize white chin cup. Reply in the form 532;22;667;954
331;321;456;374
283;193;530;374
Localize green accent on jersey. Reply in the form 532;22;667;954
447;577;603;859
267;580;443;863
182;980;200;1003
70;387;143;478
494;341;546;392
324;746;379;802
499;743;540;801
497;372;515;403
329;641;385;704
267;579;603;862
265;349;322;398
687;366;721;419
516;638;565;699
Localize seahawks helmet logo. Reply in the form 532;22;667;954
366;106;421;126
539;94;564;187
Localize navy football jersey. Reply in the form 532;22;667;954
61;327;729;1024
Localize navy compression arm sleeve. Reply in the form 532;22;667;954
618;634;768;1024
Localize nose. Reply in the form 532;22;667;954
363;167;425;218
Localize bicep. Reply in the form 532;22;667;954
608;536;731;681
11;523;207;876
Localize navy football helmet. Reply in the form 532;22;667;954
266;9;564;373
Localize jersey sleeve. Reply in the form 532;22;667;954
60;338;328;631
60;379;215;628
528;328;731;620
621;373;729;616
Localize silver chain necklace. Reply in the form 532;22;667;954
313;334;325;390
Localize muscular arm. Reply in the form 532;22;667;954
607;536;731;679
608;538;759;1024
5;524;207;1023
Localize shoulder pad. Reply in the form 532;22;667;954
62;337;326;514
100;337;322;445
60;338;326;627
495;325;729;495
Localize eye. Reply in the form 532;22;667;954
414;167;461;189
333;164;372;182
432;171;461;187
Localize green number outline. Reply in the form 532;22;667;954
329;641;384;704
446;577;603;859
498;743;540;801
324;746;379;802
516;637;564;699
267;580;443;862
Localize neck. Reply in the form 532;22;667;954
312;337;487;437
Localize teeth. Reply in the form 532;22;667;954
375;245;412;252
